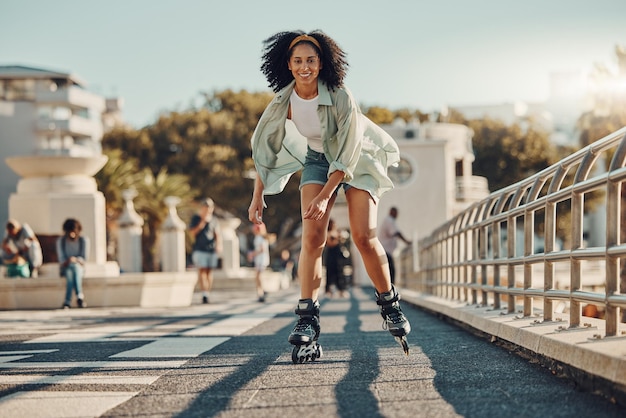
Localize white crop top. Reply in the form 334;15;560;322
290;89;323;152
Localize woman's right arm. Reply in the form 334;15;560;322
188;215;205;236
248;175;265;224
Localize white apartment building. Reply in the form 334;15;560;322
0;65;122;226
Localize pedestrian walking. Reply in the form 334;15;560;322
249;222;270;302
379;207;412;285
189;198;222;304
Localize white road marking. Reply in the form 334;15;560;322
110;337;230;358
0;374;159;385
0;349;57;355
0;391;138;418
0;360;186;369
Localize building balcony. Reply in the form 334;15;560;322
456;175;489;202
36;116;99;138
34;85;105;112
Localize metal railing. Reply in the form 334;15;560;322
412;127;626;336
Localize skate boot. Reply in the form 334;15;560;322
376;286;411;355
288;298;323;363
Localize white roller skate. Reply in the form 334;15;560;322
376;286;411;355
288;298;323;364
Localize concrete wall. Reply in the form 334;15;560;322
0;101;35;225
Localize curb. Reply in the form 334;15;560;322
400;288;626;405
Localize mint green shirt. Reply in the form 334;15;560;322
251;80;400;200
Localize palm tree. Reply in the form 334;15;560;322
133;168;198;271
96;150;199;271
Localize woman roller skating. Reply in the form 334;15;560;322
248;30;411;363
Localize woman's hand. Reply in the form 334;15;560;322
248;196;264;224
303;193;330;221
303;170;343;221
248;174;265;224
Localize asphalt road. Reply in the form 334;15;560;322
0;286;624;418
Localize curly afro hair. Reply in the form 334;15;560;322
260;30;349;93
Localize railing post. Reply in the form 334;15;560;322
523;208;534;316
506;214;517;313
471;224;479;305
544;199;556;322
606;179;620;336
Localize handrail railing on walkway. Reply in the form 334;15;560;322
410;127;626;337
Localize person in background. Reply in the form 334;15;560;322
189;198;222;304
57;218;89;308
278;248;296;283
379;207;412;285
323;218;340;298
1;219;43;278
249;222;270;302
335;228;353;297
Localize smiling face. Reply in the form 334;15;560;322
288;43;322;90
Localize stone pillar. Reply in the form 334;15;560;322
117;189;143;273
218;217;241;271
160;196;186;272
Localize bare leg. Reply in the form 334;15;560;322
345;188;392;294
297;184;337;301
198;268;214;299
255;269;265;298
198;268;208;292
205;268;214;292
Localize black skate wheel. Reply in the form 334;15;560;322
395;336;410;355
310;343;319;361
291;345;300;364
315;343;323;360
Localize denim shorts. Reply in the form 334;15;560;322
192;250;219;269
300;148;351;193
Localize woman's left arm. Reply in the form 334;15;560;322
326;89;362;183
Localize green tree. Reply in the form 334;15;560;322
95;149;198;270
133;168;198;272
364;106;394;124
469;117;559;191
95;149;144;220
95;149;145;261
363;106;428;125
102;89;302;243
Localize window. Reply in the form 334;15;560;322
388;157;415;186
455;160;463;177
5;79;35;101
38;106;71;120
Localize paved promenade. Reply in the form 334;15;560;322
0;286;624;417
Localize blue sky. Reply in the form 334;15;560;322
1;0;625;128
